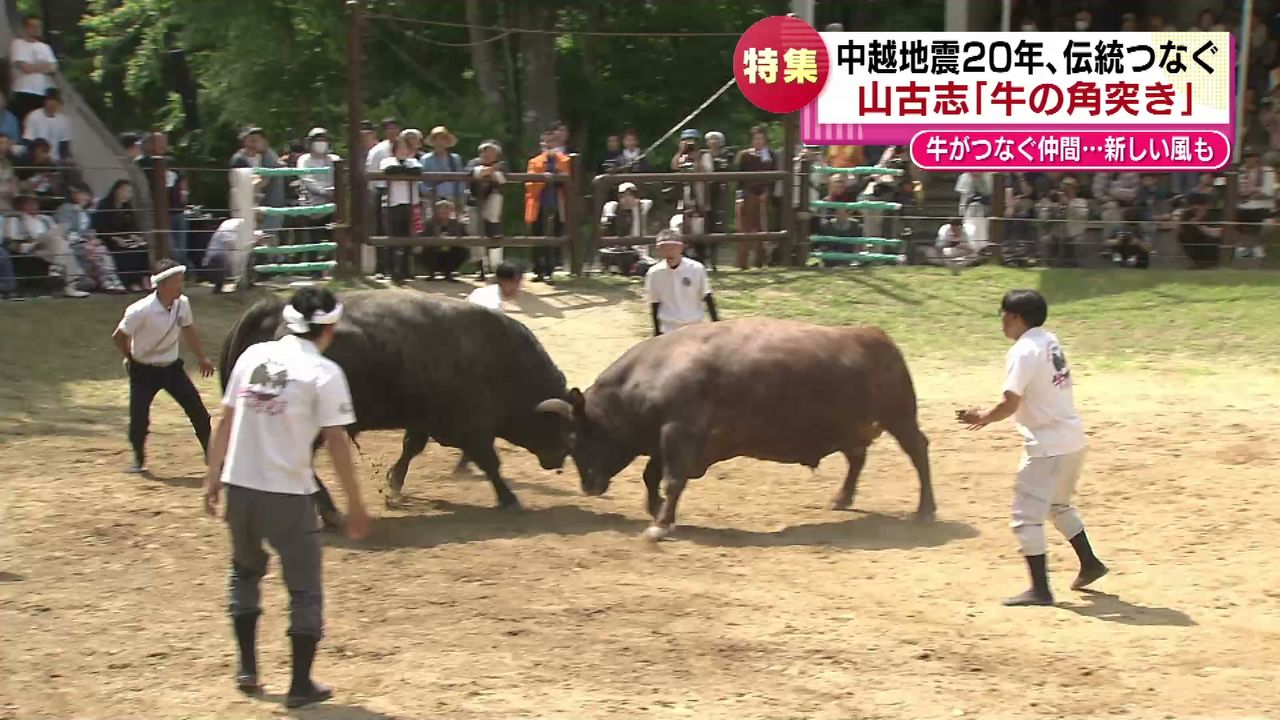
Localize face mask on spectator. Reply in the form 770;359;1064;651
1074;20;1089;30
311;140;329;154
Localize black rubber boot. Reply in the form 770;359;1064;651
1068;530;1110;590
1003;554;1054;606
232;613;262;694
286;634;332;709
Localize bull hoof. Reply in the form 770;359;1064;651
318;509;344;532
497;497;523;512
642;525;670;542
385;489;404;508
827;495;854;511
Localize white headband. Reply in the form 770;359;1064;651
150;265;187;286
283;302;344;333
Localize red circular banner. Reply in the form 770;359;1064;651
733;16;829;114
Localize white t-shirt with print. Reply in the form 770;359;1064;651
10;38;56;96
467;284;505;312
1002;327;1086;457
220;335;356;495
117;293;194;366
645;257;710;334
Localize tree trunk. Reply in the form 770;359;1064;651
516;2;559;148
465;0;503;108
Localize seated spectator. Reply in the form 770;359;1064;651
817;207;859;238
23;89;71;161
1104;229;1151;269
1177;194;1223;269
599;182;656;276
1036;176;1090;267
5;193;88;297
56;183;124;292
93;179;149;292
1093;171;1140;239
423;199;467;281
0;95;20;144
0;232;17;299
0;135;17;212
15;139;66;212
9;15;58;124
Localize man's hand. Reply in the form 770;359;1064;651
956;407;987;430
344;501;370;540
203;477;222;517
198;357;215;378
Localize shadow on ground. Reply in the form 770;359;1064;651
1058;589;1196;627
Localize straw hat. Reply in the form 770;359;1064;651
428;126;458;147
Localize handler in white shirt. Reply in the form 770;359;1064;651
202;286;369;709
644;230;718;336
111;259;215;473
466;261;522;313
957;289;1108;607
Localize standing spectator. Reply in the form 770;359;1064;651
56;183;124;292
735;125;777;269
22;89;71;161
672;128;713;257
364;118;400;277
1038;176;1088;267
524;127;571;283
1237;149;1274;257
230;127;285;232
465;139;506;277
423;199;467;280
615;128;650;173
9;15;58;125
365;117;399;176
15;138;65;212
121;132;142;161
6;193;88;297
0;135;17;212
1073;8;1094;31
704;130;734;242
94;179;149;292
0;95;20;144
378;136;422;284
599;134;621;173
137;132;188;266
400;128;425;162
1093;171;1140;240
359;120;378;156
297;127;339;207
421;126;466;206
549;119;571;155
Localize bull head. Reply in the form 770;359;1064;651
534;393;580;449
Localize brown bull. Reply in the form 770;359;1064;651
536;318;935;539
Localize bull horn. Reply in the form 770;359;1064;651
536;398;574;419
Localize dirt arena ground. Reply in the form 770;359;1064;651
3;277;1280;719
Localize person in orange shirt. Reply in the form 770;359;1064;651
825;145;865;169
524;126;571;282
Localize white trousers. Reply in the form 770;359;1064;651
1010;448;1087;556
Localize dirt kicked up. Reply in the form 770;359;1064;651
3;276;1280;719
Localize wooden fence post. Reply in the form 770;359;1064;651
566;153;583;275
152;152;171;261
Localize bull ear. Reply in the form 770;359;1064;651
535;398;574;420
568;387;586;414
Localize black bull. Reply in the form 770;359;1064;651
219;290;573;517
538;319;936;538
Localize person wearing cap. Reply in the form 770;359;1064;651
600;182;655;276
422;125;467;206
22;88;71;161
645;230;718;336
203;286;370;709
525;126;571;282
465;140;507;276
672;127;713;243
230;127;286;233
297;127;340;207
112;258;214;473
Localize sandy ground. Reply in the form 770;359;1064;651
3;282;1280;720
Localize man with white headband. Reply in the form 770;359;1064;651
203;286;369;709
112;258;214;474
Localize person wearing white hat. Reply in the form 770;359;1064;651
645;230;718;336
112;258;215;473
465;139;507;275
297;127;340;208
599;182;655;276
203;286;369;708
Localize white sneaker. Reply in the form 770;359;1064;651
64;287;90;299
128;464;149;474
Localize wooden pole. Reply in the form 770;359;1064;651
345;0;368;274
782;112;799;265
566;153;583;275
152;151;171;261
333;159;350;274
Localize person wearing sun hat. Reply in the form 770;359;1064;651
422;125;466;207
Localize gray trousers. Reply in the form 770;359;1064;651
226;484;324;638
